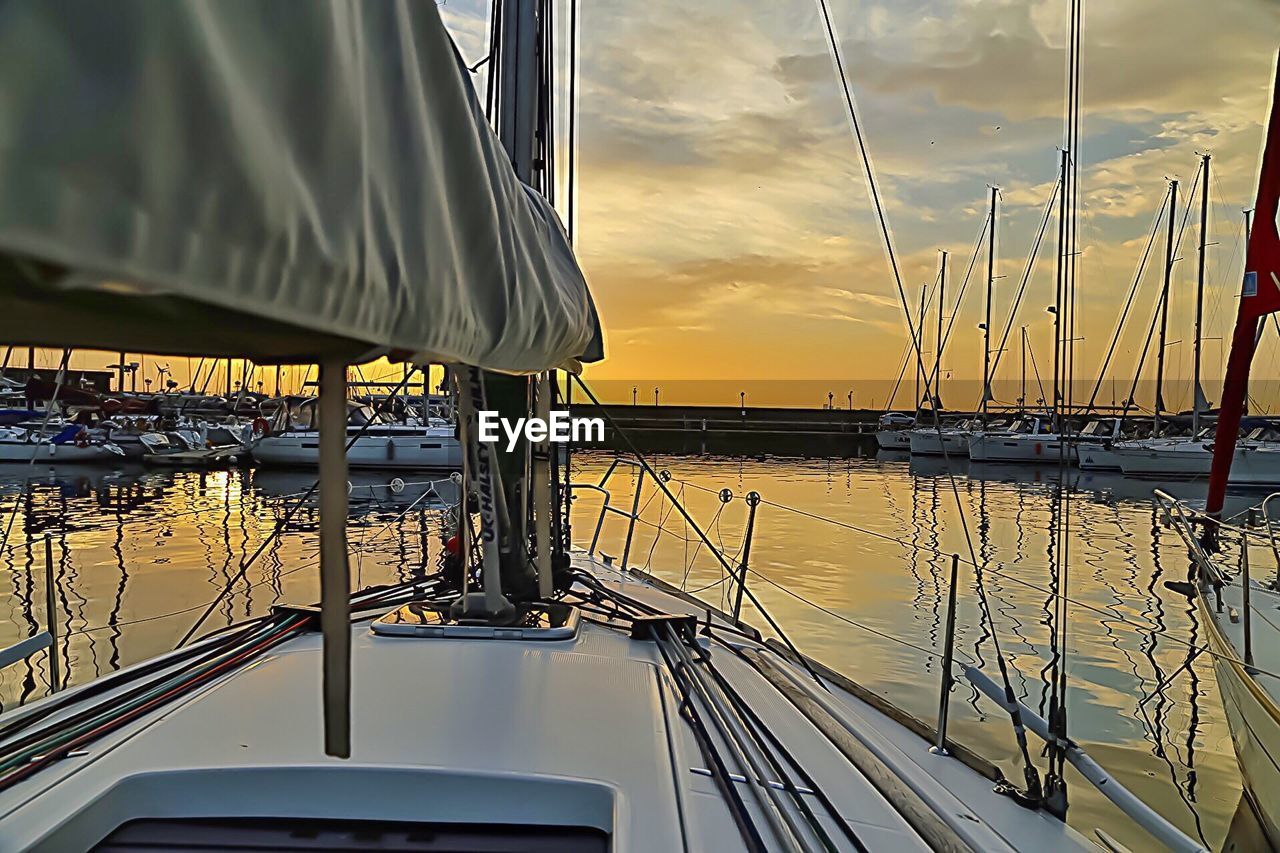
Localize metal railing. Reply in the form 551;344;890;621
0;536;60;691
568;456;647;559
570;457;761;624
1155;488;1274;672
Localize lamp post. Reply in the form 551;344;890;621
654;386;659;406
827;391;834;410
632;386;637;406
847;390;853;410
739;391;746;416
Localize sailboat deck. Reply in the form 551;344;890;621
0;556;1089;851
1211;578;1280;706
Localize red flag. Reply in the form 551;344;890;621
1207;51;1280;517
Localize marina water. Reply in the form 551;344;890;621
0;452;1264;849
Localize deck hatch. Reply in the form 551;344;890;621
371;601;581;640
93;817;608;851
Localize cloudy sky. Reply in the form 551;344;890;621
441;0;1278;402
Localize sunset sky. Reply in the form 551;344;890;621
444;0;1279;407
36;1;1280;409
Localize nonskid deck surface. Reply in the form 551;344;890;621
0;556;1087;851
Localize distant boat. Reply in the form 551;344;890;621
1073;417;1125;471
874;411;913;449
968;415;1074;464
1115;423;1280;484
252;398;460;470
906;417;972;456
0;424;123;463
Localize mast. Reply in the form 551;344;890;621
1020;326;1027;412
1193;154;1211;434
916;284;927;409
1154;179;1177;433
1052;149;1067;428
933;251;947;408
451;0;549;612
982;187;997;421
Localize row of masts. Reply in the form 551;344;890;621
912;150;1225;430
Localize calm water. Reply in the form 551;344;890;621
0;454;1266;850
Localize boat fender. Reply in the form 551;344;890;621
251;417;271;439
75;428;90;449
1035;442;1042;455
387;438;395;461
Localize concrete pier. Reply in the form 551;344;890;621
569;404;886;457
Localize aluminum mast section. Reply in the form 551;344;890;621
982;188;997;420
1193;154;1211;434
1154;179;1178;434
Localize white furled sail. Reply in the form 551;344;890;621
0;0;602;372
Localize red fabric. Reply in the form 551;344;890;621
1207;52;1280;517
1239;53;1280;320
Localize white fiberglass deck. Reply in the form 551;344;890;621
0;556;1092;852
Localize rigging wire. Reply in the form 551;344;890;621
1085;186;1172;410
657;475;1280;682
986;178;1062;391
929;213;992;404
1119;162;1205;422
1026;333;1050;408
813;0;1044;799
572;374;823;685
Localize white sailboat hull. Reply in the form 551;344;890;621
1114;441;1280;484
0;440;124;464
0;553;1099;852
1075;442;1122;471
253;429;461;469
1229;446;1280;485
967;434;1075;464
907;428;969;456
966;432;1015;462
1114;440;1213;477
875;429;911;450
1200;580;1280;847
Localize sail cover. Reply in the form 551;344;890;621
0;0;602;372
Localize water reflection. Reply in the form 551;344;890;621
0;464;456;710
576;450;1256;851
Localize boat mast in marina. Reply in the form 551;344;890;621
982;187;997;421
915;282;928;409
931;251;947;409
1193;153;1212;434
1154;178;1179;433
1052;148;1068;428
1020;325;1028;410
